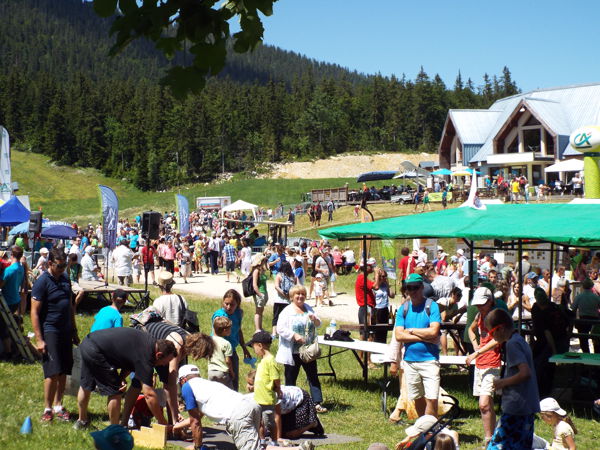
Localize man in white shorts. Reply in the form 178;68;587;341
465;287;503;446
395;273;442;417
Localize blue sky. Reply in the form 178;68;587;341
258;0;599;92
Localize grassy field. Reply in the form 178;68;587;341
13;150;404;223
2;286;598;449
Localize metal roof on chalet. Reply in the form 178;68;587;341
459;83;600;163
448;110;502;144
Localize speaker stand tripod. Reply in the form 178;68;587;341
0;294;35;362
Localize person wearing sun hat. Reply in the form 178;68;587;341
152;271;188;327
537;397;577;450
394;272;442;418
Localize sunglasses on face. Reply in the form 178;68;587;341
52;262;67;270
405;284;421;292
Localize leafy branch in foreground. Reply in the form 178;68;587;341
93;0;277;98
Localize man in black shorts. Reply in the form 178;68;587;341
31;248;79;423
74;327;177;429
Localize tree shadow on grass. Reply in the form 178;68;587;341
322;401;353;412
332;377;397;394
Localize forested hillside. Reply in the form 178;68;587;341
0;0;520;191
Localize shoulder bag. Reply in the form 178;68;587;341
177;295;200;333
298;317;321;363
242;271;256;297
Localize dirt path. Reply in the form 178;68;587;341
170;271;359;325
264;152;435;179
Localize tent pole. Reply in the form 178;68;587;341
518;239;523;334
362;234;369;385
104;248;109;287
468;239;474;300
549;243;554;301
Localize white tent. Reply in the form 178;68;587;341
544;159;583;173
220;199;258;218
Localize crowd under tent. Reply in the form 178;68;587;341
320;203;600;379
220;199;258;219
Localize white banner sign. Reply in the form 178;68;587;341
0;127;12;202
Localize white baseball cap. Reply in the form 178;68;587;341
178;364;200;382
471;287;493;306
539;397;566;416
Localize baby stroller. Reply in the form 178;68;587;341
403;394;461;450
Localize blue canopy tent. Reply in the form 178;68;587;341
0;196;30;226
41;223;77;239
356;171;397;182
9;220;76;239
431;168;453;176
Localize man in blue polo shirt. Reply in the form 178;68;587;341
31;248;79;422
0;245;25;357
395;273;442;417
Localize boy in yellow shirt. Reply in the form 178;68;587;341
247;330;283;445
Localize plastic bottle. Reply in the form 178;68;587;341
326;318;337;337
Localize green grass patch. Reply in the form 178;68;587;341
13;150;403;223
2;285;598;449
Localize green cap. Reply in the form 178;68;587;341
405;273;423;284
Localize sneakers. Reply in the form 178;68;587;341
299;441;315;450
41;410;53;422
55;408;71;421
73;419;89;430
314;404;328;413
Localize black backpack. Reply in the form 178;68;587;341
242;272;256;297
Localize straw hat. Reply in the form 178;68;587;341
251;254;266;268
157;271;174;288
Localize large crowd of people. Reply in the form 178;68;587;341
354;242;599;449
2;201;599;449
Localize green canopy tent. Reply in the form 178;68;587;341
320;204;600;247
319;204;600;380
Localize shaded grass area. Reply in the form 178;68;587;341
2;285;599;449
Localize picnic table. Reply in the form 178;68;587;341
338;322;468;355
549;352;600;367
317;336;467;384
78;280;148;310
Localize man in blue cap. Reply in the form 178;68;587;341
394;273;442;418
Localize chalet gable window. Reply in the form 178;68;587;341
496;109;555;156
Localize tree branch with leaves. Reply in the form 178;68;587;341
93;0;277;98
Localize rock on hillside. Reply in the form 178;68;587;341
265;153;436;179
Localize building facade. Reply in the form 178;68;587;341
438;83;600;183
